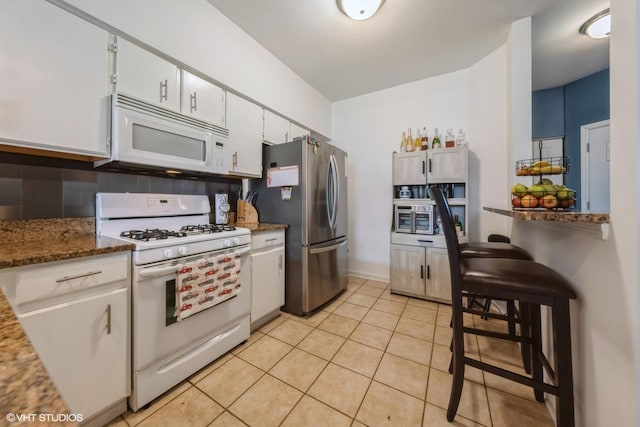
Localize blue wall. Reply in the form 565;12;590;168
532;68;610;209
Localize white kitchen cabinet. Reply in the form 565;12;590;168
0;252;131;423
116;37;181;111
225;93;263;177
290;123;310;140
263;110;291;145
427;146;468;183
393;151;428;185
250;230;285;330
181;70;225;127
0;1;110;159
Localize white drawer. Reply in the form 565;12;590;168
14;252;130;306
251;230;285;251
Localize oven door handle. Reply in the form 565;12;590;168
138;265;178;278
234;247;251;256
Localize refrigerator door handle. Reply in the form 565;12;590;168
328;153;339;229
309;238;347;254
326;156;333;228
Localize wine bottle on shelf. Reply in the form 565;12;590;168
454;214;463;232
400;131;407;152
421;127;429;150
432;128;441;149
406;128;414;152
456;128;465;146
414;128;422;151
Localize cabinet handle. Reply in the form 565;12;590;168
427;265;431;279
422;160;426;175
190;92;197;113
285;131;289;143
420;265;424;279
428;158;432;173
160;79;168;102
106;304;112;335
278;254;283;270
55;270;102;283
233;152;238;168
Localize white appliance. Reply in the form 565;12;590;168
96;193;250;411
95;93;228;176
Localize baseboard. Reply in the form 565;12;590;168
348;269;389;283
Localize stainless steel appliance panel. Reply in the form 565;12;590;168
304;237;348;313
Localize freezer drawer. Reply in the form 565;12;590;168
302;238;348;314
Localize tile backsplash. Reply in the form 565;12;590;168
0;153;242;220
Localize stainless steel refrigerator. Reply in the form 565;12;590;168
252;137;348;315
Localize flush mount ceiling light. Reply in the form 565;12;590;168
337;0;385;20
579;8;611;39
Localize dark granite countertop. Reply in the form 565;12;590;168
483;207;610;224
0;218;133;423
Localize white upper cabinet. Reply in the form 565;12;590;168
290;123;310;140
181;70;225;127
226;93;263;177
263;110;291;145
116;38;181;111
0;1;110;158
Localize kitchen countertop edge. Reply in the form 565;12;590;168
483;206;610;224
239;223;289;233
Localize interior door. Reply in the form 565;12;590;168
581;121;610;212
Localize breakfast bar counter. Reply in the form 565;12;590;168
484;207;611;239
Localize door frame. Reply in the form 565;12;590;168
580;119;611;211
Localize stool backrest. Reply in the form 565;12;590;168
428;186;463;306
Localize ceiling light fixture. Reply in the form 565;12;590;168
579;8;611;39
337;0;385;21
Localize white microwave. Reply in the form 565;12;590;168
96;93;228;176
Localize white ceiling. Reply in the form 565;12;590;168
207;0;610;102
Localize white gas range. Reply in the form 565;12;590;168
96;193;251;411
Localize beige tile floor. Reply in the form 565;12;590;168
107;276;555;427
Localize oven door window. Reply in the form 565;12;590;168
165;279;178;326
414;213;433;234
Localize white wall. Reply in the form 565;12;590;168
506;9;638;426
55;0;332;137
331;72;469;280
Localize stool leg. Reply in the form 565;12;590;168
553;298;575;427
520;302;532;375
481;298;491;320
507;300;516;335
447;301;466;422
530;304;544;402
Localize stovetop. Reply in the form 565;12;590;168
120;224;237;242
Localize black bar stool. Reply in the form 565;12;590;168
429;186;577;427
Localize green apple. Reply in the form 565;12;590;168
511;183;528;197
528;184;545;198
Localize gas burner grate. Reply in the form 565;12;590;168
180;224;237;234
120;229;188;241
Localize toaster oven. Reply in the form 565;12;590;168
394;205;434;234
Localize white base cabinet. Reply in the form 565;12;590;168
0;252;131;422
250;230;285;330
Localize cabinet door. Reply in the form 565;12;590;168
427;248;452;303
390;244;425;297
19;288;129;418
0;1;110;158
251;246;285;323
290;123;309;140
393;151;428;185
226;93;263;177
427;147;468;183
263;110;290;144
181;70;225;127
116;38;180;111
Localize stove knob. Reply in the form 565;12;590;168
163;248;175;258
178;246;188;256
233;237;241;245
223;239;231;248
